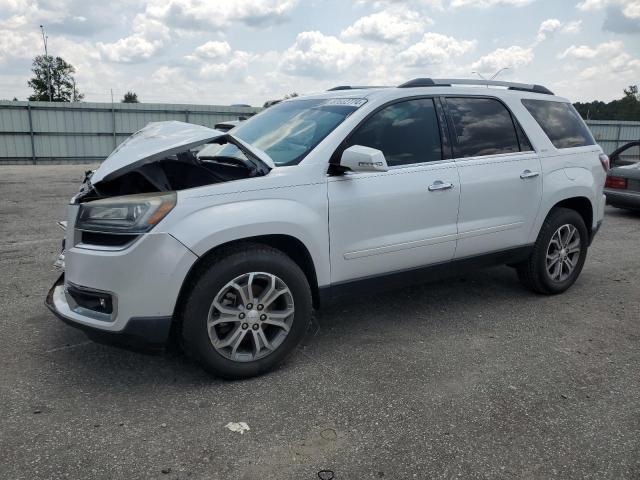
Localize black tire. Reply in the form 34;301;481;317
516;207;589;295
180;243;312;379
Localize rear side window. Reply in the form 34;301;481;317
522;99;595;149
347;98;442;166
446;97;520;158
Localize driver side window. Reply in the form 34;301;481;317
347;98;443;167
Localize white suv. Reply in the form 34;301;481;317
46;78;608;378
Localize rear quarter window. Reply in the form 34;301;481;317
522;99;595;149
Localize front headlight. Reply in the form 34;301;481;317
76;192;176;233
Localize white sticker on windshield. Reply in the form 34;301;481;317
322;98;367;107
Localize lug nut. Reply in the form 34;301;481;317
241;323;249;330
246;303;253;310
257;304;264;311
252;324;259;330
260;314;267;321
239;312;246;319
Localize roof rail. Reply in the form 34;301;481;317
327;85;388;91
398;78;554;95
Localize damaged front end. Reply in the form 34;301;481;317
55;120;275;269
73;121;274;204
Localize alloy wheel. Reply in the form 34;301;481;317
207;272;295;362
545;224;581;282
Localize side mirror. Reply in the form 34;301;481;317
340;145;389;173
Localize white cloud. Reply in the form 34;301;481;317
199;51;254;80
145;0;297;31
341;9;431;43
191;41;232;61
0;30;40;63
0;0;132;36
451;0;534;7
559;40;622;59
577;0;640;18
536;18;563;42
0;0;31;10
607;51;640;75
280;31;366;77
360;0;532;6
96;15;170;63
400;33;476;66
558;40;640;98
536;18;582;42
0;0;68;30
0;0;636;106
471;46;533;73
562;20;583;33
356;0;444;9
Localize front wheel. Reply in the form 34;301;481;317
517;208;589;294
181;244;312;379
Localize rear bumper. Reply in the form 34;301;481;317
46;274;172;349
605;189;640;211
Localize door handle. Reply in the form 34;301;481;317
428;181;453;191
520;169;540;179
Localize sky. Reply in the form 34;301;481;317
0;0;639;106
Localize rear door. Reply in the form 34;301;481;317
328;97;460;284
443;96;543;259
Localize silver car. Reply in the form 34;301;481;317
605;141;640;211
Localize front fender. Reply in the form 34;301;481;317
168;197;330;287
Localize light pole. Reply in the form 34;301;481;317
490;67;510;80
39;25;52;102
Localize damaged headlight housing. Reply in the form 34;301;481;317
76;192;176;233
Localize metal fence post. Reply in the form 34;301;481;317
185;110;189;123
27;104;36;165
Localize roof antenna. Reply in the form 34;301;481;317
471;71;486;80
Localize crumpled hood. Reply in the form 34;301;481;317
90;121;274;185
91;121;224;184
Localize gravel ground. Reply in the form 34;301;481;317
1;164;639;480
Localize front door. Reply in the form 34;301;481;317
328;97;461;284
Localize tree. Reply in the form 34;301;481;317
27;55;84;102
121;91;139;103
623;85;639;100
573;85;640;121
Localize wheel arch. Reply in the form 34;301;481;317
553;197;593;236
533;195;595;245
171;234;321;341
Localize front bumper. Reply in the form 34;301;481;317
46;231;198;348
46;274;172;349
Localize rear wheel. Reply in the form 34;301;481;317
517;208;589;294
181;244;312;379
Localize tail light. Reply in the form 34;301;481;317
599;153;610;172
605;176;627;189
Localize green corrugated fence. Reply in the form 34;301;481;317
0;101;260;165
0;101;637;165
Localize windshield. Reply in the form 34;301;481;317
198;98;364;166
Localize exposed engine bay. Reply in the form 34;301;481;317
73;123;273;204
